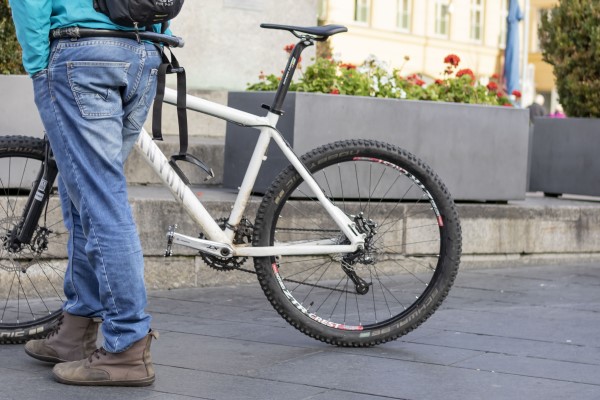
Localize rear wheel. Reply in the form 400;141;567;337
0;136;65;343
253;139;461;346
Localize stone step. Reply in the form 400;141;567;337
131;189;600;289
3;187;600;294
125;135;225;185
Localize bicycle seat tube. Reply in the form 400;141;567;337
267;38;314;115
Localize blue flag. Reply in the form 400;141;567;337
504;0;523;95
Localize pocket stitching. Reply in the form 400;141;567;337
67;61;130;119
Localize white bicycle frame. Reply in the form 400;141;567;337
135;87;365;258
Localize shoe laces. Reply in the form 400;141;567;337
46;314;65;338
88;347;108;363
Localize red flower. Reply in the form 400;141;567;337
330;88;340;95
340;63;357;70
407;73;426;86
490;73;500;81
444;54;461;67
486;81;498;91
497;92;504;98
283;44;295;54
512;90;522;98
456;68;475;83
435;79;445;85
502;103;513;107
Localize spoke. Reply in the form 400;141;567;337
371;267;409;309
17;272;35;321
373;266;393;319
1;273;17;322
380;257;429;286
282;258;333;280
337;163;346;213
370;268;377;323
328;276;348;321
314;272;349;314
377;246;438;271
297;258;336;302
24;270;52;315
354;162;362;211
282;197;339;236
35;260;65;301
366;164;387;219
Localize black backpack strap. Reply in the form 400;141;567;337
152;46;188;157
151;46;214;184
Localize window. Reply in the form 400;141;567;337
434;0;450;37
397;0;411;31
499;0;509;48
354;0;370;23
470;0;483;41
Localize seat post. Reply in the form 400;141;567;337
268;39;314;115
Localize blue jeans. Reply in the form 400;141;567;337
32;37;162;353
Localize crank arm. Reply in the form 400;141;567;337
170;232;234;258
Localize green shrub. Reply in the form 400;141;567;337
539;0;600;118
0;0;25;75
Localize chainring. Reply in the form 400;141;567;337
199;217;253;271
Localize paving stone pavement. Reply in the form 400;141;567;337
0;263;599;400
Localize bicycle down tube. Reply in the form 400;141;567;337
135;88;364;258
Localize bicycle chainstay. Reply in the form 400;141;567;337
199;223;357;294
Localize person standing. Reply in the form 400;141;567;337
528;93;547;123
9;0;163;386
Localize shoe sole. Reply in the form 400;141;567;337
53;372;155;387
24;347;67;364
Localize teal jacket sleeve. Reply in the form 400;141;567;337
8;0;52;76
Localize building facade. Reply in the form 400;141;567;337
320;0;558;108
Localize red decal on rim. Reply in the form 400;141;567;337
272;263;279;273
437;216;444;227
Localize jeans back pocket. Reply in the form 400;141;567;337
67;61;130;119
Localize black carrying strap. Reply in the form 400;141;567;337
151;47;214;184
152;47;188;155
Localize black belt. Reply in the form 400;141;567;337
50;27;185;48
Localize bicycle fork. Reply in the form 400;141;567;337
6;138;58;254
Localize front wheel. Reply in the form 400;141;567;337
253;139;461;346
0;136;65;343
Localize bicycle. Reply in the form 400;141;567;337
0;23;461;347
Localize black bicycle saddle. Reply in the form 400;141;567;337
260;23;348;40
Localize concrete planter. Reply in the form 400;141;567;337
0;75;45;189
529;118;600;197
0;75;44;137
223;92;530;201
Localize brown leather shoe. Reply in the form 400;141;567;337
24;312;100;363
52;331;158;387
